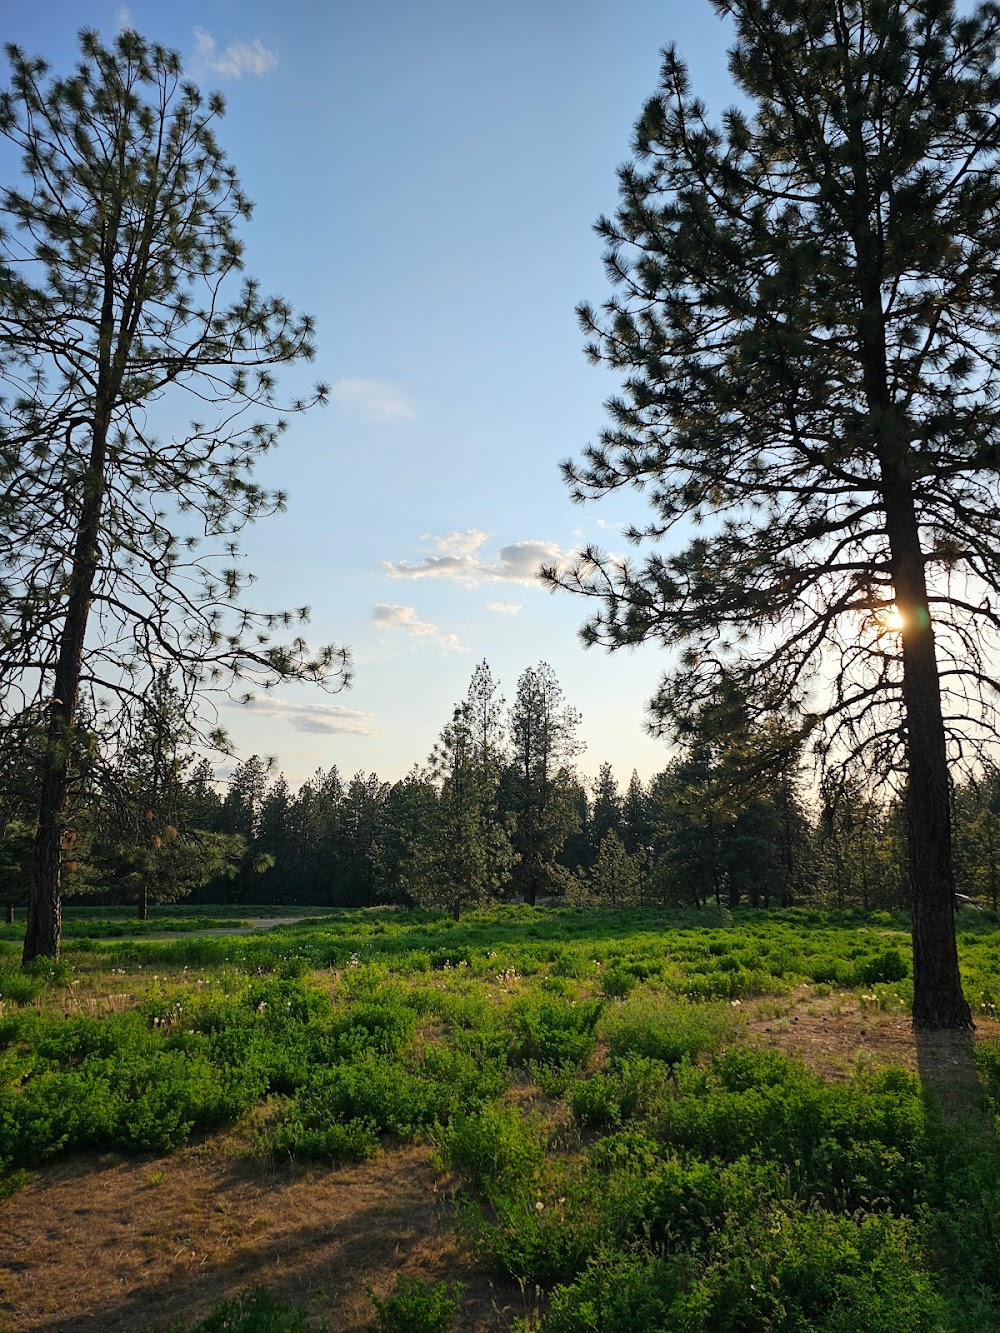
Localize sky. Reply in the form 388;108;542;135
3;1;740;791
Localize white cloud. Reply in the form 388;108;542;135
116;7;133;31
372;603;469;653
193;29;278;80
331;378;415;425
383;531;575;586
230;696;378;736
487;601;522;615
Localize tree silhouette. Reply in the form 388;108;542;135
546;0;1000;1026
0;31;349;960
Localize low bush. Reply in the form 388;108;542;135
599;996;737;1067
181;1286;316;1332
439;1101;544;1192
508;996;604;1070
368;1275;464;1333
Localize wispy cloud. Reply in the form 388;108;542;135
383;530;575;586
116;7;132;31
487;601;522;615
193;28;278;80
331;378;415;425
372;603;469;653
230;696;377;735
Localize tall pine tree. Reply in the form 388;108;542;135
0;31;349;961
547;0;1000;1026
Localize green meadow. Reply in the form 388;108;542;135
3;905;1000;1331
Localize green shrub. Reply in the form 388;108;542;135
600;997;736;1067
551;951;593;980
600;966;638;999
461;1163;600;1285
311;1000;418;1061
670;1206;945;1332
856;948;909;986
368;1275;463;1333
267;1115;380;1163
544;1254;685;1333
183;1286;314;1332
571;1057;669;1129
0;964;45;1005
508;996;604;1070
440;1101;543;1191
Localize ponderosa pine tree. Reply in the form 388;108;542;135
406;700;515;920
505;663;583;905
0;32;350;961
545;0;1000;1026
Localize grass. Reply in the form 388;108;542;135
3;903;1000;1330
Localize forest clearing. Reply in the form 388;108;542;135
4;904;1000;1332
11;6;1000;1329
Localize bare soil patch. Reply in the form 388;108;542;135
746;990;1000;1116
0;1139;522;1333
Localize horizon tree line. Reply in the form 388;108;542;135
4;657;996;925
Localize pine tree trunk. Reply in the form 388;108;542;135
883;475;971;1029
853;211;970;1025
138;884;148;922
452;900;461;922
780;787;796;908
6;902;14;926
23;416;110;964
23;757;68;963
22;240;117;966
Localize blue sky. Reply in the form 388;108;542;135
5;2;738;788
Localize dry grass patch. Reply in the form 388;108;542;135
0;1138;522;1332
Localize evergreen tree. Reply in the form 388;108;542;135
337;773;390;907
464;660;507;770
185;760;225;832
818;773;881;910
648;756;726;908
570;828;644;908
645;690;809;909
588;763;624;866
546;0;1000;1024
621;771;652;858
0;31;350;961
505;663;584;905
377;769;439;906
95;673;241;918
404;703;515;919
954;768;1000;910
219;756;271;843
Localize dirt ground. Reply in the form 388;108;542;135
0;1139;528;1332
3;991;1000;1332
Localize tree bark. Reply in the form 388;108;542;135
22;424;108;963
883;474;971;1029
138;883;148;922
6;902;14;926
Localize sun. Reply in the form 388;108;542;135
877;605;905;632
